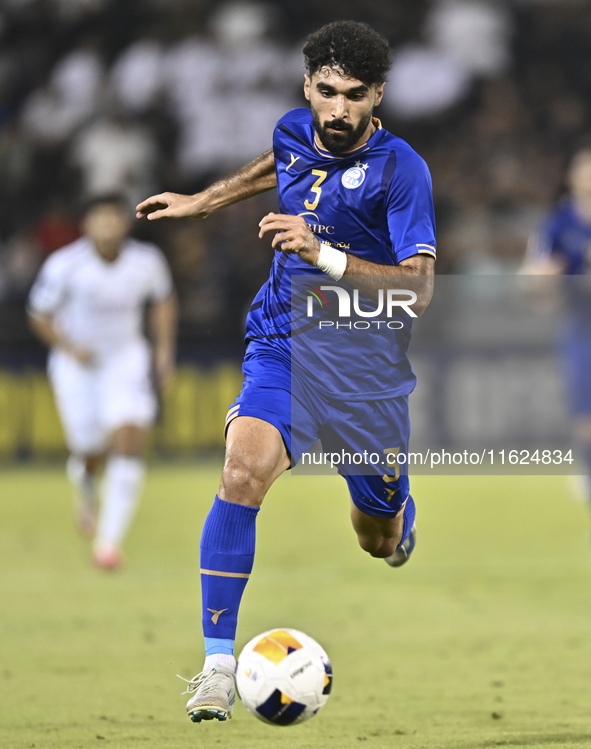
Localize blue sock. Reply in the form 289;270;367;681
200;496;259;656
396;494;416;549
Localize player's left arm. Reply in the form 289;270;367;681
341;253;434;316
149;294;178;392
258;213;435;316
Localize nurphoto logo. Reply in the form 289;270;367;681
306;286;417;318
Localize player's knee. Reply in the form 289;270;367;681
357;533;385;557
220;458;267;507
357;531;401;558
111;425;147;457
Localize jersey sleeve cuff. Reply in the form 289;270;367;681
394;243;437;263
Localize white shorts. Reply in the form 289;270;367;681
48;341;157;454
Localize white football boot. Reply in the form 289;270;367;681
384;523;416;568
92;545;123;571
181;664;236;723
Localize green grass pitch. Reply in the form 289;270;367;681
1;464;591;749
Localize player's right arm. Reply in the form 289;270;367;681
28;312;93;364
27;250;94;364
136;149;276;221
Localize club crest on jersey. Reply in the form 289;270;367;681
341;163;368;190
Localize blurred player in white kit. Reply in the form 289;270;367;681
28;194;177;569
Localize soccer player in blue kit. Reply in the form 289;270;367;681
137;21;436;723
524;144;591;507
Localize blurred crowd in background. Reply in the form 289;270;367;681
0;0;590;360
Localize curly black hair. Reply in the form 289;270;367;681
303;21;392;87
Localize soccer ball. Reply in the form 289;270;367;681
235;628;333;726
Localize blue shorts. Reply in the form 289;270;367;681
225;341;411;519
561;330;591;416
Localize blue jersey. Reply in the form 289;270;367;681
244;107;436;399
532;199;591;332
537;199;591;275
533;199;591;415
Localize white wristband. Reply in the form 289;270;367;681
315;243;347;281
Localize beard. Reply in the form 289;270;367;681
311;106;373;154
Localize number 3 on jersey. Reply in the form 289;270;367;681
304;170;327;211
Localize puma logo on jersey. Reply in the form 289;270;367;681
286;154;300;172
208;608;228;625
385;487;400;503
